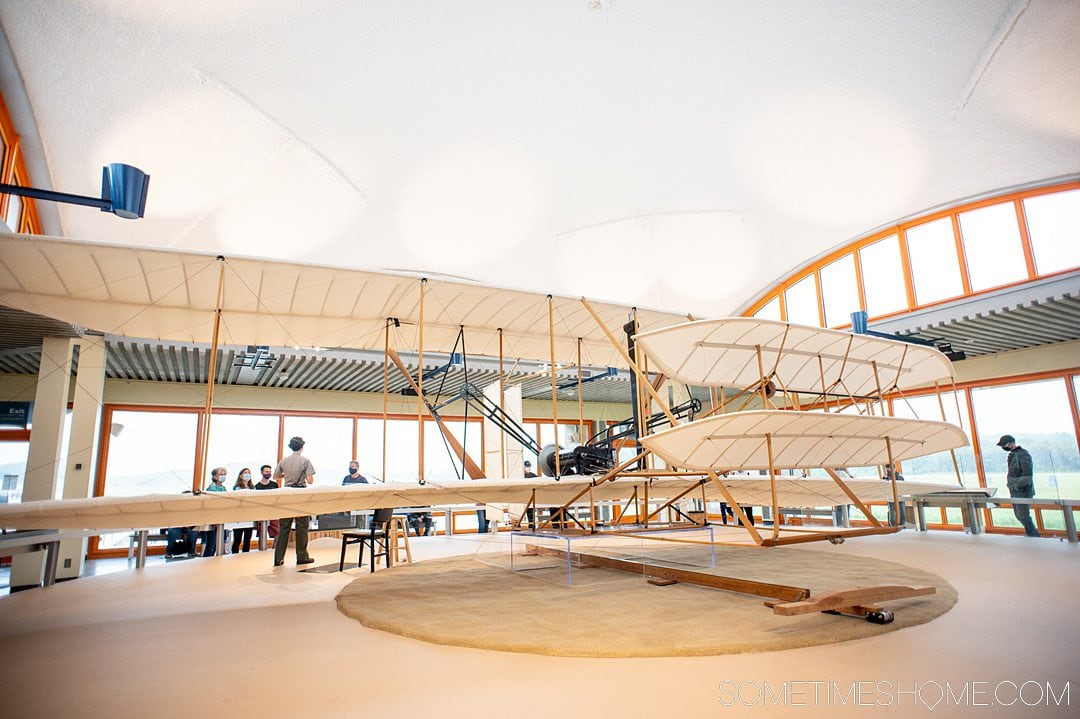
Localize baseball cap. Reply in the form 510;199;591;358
996;434;1015;447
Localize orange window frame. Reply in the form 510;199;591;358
887;367;1080;538
0;87;41;234
87;405;488;558
744;180;1080;326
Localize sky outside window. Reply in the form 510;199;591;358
819;254;859;328
206;413;280;487
958;202;1027;291
890;392;977;486
1024;189;1080;274
282;415;353;485
423;419;483;482
784;274;819;327
971;379;1079;497
753;295;781;321
104;410;198;496
859;235;908;318
906;218;963;305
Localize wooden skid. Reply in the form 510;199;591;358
524;544;810;603
760;525;900;546
768;585;935;616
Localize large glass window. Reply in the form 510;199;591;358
423;418;483;482
0;440;29;504
971;379;1080;520
103;410;199;496
281;415;353;486
52;411;73;500
753;295;781;321
355;417;384;481
819;254;860;328
958;202;1027;291
4;192;21;232
784;274;820;327
538;420;582;449
1024;189;1080;274
357;417;422;483
858;236;908;318
906;218;963;305
890;391;978;487
99;410;199;550
205;413;280;488
615;444;640;467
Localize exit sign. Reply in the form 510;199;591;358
0;401;32;428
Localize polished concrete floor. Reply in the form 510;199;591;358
0;530;1077;718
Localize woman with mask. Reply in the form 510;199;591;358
230;467;256;553
200;467;228;556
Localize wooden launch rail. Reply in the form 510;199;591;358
524;544;810;602
524;544;936;624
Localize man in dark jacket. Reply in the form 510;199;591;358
997;434;1039;537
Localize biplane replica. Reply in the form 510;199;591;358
0;232;971;623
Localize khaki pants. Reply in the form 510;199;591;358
274;515;311;564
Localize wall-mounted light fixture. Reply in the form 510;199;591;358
0;163;149;219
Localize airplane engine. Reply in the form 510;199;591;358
538;443;614;477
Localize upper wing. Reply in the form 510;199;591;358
633;317;955;395
0;232;685;366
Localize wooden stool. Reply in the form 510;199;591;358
387;516;412;566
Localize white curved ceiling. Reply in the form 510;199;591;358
1;0;1078;318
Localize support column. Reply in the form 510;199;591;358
11;337;73;589
56;339;107;580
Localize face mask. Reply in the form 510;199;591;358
1000;445;1011;452
349;467;358;474
262;472;271;479
242;473;251;479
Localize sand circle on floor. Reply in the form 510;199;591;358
335;543;957;657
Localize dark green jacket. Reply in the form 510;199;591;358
1006;446;1033;491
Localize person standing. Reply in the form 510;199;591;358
201;467;228;557
273;437;317;567
254;464;279;545
883;464;906;527
255;464;277;489
230;468;255;553
475;506;490;534
234;468;254;490
997;434;1039;537
342;460;369;485
338;460;369;529
165;523;198;558
523;460;537;529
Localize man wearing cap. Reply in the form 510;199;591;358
273;436;317;566
997;434;1039;537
